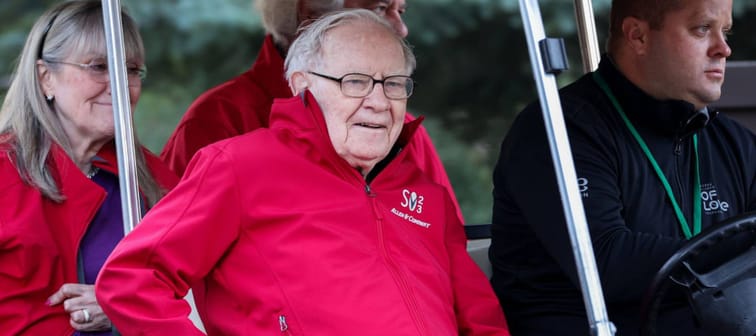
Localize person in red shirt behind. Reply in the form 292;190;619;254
160;0;464;222
97;10;508;335
0;1;177;335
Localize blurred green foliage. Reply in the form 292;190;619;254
1;0;755;225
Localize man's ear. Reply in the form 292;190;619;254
622;17;650;55
289;72;309;95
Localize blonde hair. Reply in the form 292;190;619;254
255;0;343;50
0;0;165;206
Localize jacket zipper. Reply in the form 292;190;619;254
365;184;429;335
674;137;683;156
279;315;291;335
673;137;690;221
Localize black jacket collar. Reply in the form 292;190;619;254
595;55;717;138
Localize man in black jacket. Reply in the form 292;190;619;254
489;0;755;334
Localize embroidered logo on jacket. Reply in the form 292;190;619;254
401;189;424;213
578;177;589;198
392;189;431;228
701;183;730;214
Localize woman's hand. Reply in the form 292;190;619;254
47;283;112;332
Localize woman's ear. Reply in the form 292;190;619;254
289;72;309;95
36;60;54;96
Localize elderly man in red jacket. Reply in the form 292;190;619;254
97;10;509;335
160;0;464;222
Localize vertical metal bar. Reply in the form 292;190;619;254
573;0;601;73
518;0;615;335
101;0;142;235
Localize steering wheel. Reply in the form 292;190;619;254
639;212;756;336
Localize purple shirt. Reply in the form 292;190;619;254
76;169;122;336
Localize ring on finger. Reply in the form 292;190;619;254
81;308;92;323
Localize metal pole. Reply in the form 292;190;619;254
517;0;615;335
573;0;601;73
101;0;142;235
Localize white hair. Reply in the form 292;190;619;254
285;9;416;81
255;0;344;49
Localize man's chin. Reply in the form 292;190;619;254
689;88;722;108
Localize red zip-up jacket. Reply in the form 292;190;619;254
97;92;509;336
160;35;464;222
0;141;177;335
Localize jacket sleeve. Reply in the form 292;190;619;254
160;98;242;177
96;145;242;335
0;201;72;335
444;194;510;336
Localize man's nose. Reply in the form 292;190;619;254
710;31;732;58
364;82;391;111
386;12;408;38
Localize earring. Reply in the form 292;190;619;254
45;94;54;101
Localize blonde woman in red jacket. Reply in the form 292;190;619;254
97;10;509;336
0;1;178;335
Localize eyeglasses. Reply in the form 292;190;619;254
44;60;147;86
308;72;414;100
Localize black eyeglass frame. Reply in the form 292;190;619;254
308;71;414;100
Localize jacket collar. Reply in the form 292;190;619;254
268;91;422;179
50;141;177;202
49;141;118;197
248;35;293;126
248;35;291;125
596;55;717;138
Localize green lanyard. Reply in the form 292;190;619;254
593;72;701;239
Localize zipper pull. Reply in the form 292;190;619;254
279;315;288;332
365;184;375;197
674;139;683;156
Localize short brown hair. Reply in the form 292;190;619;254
607;0;683;52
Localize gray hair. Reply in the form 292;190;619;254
285;9;416;81
0;0;164;205
255;0;344;50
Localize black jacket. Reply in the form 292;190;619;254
490;57;756;335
